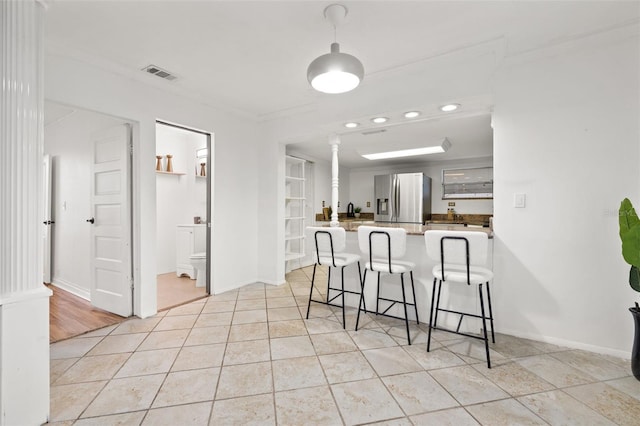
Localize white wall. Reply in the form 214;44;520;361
348;158;494;217
45;48;261;315
155;124;207;274
44;107;125;299
492;25;640;356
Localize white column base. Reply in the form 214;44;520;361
0;286;52;425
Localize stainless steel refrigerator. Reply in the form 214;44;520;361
374;173;431;224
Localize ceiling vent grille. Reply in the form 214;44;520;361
142;64;177;81
361;129;387;136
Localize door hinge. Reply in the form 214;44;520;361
130;278;134;290
129;143;134;155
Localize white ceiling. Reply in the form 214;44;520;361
44;1;638;167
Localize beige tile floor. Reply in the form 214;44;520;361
48;266;639;425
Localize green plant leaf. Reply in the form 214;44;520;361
619;198;640;238
622;224;640;268
631;266;640;293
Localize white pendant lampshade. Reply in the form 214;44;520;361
307;4;364;94
308;42;364;94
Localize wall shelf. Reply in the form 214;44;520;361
156;170;186;176
285;156;306;270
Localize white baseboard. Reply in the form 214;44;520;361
212;279;265;295
51;278;90;301
256;277;287;287
498;327;630;360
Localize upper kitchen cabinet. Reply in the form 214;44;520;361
285;156;306;266
442;167;493;199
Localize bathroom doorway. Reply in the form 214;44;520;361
155;121;212;310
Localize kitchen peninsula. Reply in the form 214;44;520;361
311;220;493;336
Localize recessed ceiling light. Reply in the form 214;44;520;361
344;122;359;128
362;138;451;160
440;103;460;112
371;117;388;124
403;111;420;118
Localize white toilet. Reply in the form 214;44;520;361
190;252;207;287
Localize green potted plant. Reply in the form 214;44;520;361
354;206;362;218
618;198;640;380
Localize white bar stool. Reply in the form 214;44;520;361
424;230;495;368
305;226;363;329
355;226;419;345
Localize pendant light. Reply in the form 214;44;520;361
307;4;364;94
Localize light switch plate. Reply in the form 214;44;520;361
366;201;371;207
514;193;526;208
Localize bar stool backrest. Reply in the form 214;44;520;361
424;230;489;266
358;226;407;263
306;227;346;266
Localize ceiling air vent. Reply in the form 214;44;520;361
142;64;177;81
361;129;387;136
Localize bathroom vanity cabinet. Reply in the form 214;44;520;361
176;224;206;278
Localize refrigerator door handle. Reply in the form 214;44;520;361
395;177;400;218
392;174;398;221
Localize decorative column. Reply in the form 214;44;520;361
0;1;51;424
329;134;340;227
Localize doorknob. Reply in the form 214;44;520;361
86;218;95;224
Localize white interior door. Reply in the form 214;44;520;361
42;154;52;283
89;123;132;317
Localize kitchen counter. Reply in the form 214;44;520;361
317;220;493;237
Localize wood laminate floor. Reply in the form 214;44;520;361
48;284;127;343
157;272;208;311
49;274;207;343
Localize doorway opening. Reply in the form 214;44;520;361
44;101;134;341
155;121;212;310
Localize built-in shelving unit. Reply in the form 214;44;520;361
285;156;306;265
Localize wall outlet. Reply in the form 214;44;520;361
322;200;325;207
448;201;455;206
366;201;371;207
514;193;526;208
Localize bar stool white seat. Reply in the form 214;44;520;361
425;230;495;368
355;226;419;344
305;226;363;329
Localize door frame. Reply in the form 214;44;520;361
156;120;213;295
43;100;136;315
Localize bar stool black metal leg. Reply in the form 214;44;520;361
306;264;317;319
427;278;437;352
340;266;346;329
433;280;443;328
486;281;495;343
376;271;381;315
400;273;411;345
479;283;491;368
355;269;367;331
410;271;419;324
357;262;366;313
326;267;332;303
